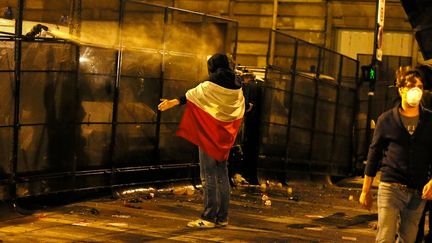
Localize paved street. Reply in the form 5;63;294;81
0;181;377;242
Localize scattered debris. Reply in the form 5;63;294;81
172;185;195;196
304;226;323;231
287;187;293;194
107;222;128;227
72;221;90;227
112;214;131;219
185;186;195;196
68;206;99;216
341;236;357;241
172;187;187;196
36;213;47;219
124;203;142;209
115;187;156;200
127;198;142;203
260;183;267;192
305;215;324;219
232;173;249;186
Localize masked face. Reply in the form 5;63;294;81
406;87;423;107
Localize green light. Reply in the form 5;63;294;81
369;68;375;80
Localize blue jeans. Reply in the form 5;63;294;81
199;148;230;223
376;182;426;243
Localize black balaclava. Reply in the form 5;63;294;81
207;53;240;89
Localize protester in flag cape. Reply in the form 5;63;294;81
158;53;245;228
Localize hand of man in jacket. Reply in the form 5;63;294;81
422;180;432;199
359;191;373;211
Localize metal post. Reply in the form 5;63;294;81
109;0;125;186
284;40;298;168
70;0;82;191
11;0;25;200
154;8;169;162
330;55;344;170
308;48;322;166
365;0;385;157
269;0;278;66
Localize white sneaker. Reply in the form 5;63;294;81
216;221;228;227
187;219;216;228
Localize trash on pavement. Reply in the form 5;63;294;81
341;236;357;241
107;222;128;227
232;173;249;186
260;183;267;192
287;187;293;194
112;214;131;219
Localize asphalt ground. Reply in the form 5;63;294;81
0;179;379;242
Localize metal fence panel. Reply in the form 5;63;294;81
0;1;237;199
259;31;358;177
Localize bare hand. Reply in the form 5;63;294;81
359;191;373;211
422;180;432;199
158;98;179;111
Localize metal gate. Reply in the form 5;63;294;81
257;30;359;177
0;1;238;199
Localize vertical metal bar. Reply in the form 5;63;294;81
109;0;125;186
269;0;278;66
256;29;274;173
71;0;82;190
232;21;239;60
154;8;169;162
352;60;360;174
284;40;298;168
11;0;25;199
72;44;80;189
330;55;344;172
308;48;322;166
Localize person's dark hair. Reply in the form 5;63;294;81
207;53;240;89
395;66;423;88
207;53;231;74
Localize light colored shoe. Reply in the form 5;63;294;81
216;221;228;227
187;219;216;228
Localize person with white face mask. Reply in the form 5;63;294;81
359;66;432;243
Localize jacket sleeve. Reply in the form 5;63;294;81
177;95;186;105
364;115;386;177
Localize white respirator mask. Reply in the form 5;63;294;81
406;87;423;107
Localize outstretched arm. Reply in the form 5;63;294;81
158;98;180;111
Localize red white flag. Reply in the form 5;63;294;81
176;81;245;161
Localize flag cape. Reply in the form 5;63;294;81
176;81;245;161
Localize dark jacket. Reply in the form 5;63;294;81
365;106;432;190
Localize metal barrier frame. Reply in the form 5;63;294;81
0;0;238;200
259;30;359;177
